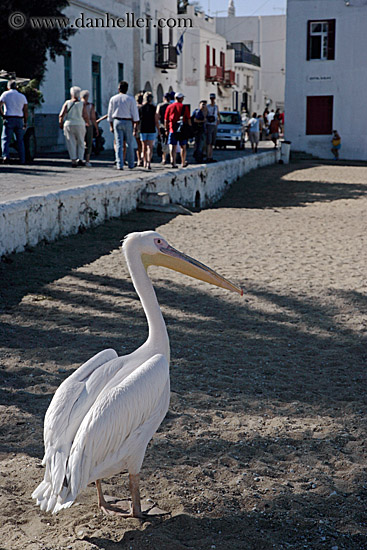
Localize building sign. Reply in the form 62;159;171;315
307;75;332;82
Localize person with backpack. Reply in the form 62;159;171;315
164;92;191;168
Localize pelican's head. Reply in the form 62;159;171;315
123;231;243;295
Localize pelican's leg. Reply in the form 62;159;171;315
129;473;142;517
96;479;131;517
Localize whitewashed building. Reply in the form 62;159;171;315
216;14;286;114
175;6;236;112
38;0;180;150
285;0;367;160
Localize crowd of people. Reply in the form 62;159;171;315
1;78;292;168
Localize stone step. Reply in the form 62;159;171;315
140;191;170;206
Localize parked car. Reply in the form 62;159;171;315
215;111;246;150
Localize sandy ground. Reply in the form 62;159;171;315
0;160;366;550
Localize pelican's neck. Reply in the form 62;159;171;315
125;249;169;357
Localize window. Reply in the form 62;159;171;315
307;20;335;60
220;51;225;69
212;48;216;66
91;55;101;113
63;51;72;101
118;62;124;83
306;96;333;135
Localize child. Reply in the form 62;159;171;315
331;130;341;160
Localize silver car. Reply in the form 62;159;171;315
215;111;246;150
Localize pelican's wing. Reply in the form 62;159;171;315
52;353;170;513
33;348;126;510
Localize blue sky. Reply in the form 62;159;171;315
199;0;287;17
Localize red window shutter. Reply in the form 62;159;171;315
306;96;333;135
206;45;210;66
327;19;336;60
220;52;225;68
307;20;311;60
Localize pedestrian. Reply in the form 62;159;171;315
59;86;89;167
156;92;170;164
135;92;144;166
192;100;207;163
0;80;28;164
107;81;139;170
164;92;191;168
247;112;260;153
80;90;99;167
206;93;220;163
331;130;341;160
263;107;269;126
269;115;281;148
139;92;159;170
267;109;275;124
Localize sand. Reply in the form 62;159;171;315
0;160;366;550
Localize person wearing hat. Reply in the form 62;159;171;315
206;92;220;163
164;92;191;168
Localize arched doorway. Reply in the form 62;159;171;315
144;81;152;93
156;83;163;104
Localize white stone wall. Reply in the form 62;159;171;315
0;151;279;256
285;0;367;160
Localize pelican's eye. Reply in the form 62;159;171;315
157;239;161;244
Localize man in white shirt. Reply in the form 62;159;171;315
107;81;139;170
0;80;28;164
267;109;275;124
247;112;260;153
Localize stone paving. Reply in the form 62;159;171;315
0;141;276;203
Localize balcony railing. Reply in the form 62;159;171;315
224;69;235;86
155;44;177;69
205;65;224;82
234;50;261;67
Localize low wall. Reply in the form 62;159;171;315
0;150;279;256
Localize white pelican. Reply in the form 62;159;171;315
32;230;242;518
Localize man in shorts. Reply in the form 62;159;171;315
164;92;190;168
206;93;220;163
247;112;260;153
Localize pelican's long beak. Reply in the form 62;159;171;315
142;243;243;295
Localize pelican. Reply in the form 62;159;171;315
32;230;242;518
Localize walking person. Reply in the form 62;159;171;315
331;130;341;160
206;93;220;162
135;92;144;166
80;90;99;167
0;80;28;164
269;115;281;148
192;100;207;163
107;81;139;170
59;86;89;167
139;92;159;170
156;92;170;164
164;92;191;168
247;113;260;153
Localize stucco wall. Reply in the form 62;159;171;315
285;0;367;159
0;150;279;257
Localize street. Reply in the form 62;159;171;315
0;160;366;549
